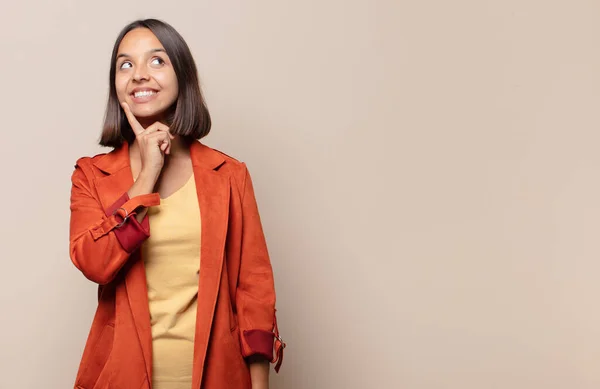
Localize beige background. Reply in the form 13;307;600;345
1;0;599;388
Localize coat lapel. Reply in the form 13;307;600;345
189;141;230;389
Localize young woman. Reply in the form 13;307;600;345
68;19;284;389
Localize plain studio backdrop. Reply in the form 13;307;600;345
1;0;600;388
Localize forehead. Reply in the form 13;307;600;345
118;28;164;54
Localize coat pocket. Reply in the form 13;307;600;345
76;323;115;389
226;326;252;389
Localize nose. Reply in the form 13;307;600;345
133;66;150;82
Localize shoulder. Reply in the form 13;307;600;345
71;151;113;184
212;147;244;166
201;143;248;173
200;143;250;190
74;152;109;169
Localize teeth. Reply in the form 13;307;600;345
134;90;156;98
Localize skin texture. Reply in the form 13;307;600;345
109;27;271;388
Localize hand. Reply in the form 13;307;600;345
121;102;175;176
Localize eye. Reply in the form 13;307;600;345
150;57;165;66
119;61;132;70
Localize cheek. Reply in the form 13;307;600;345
156;72;178;97
168;80;179;100
114;75;129;99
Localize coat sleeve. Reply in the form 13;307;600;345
236;164;285;372
69;160;160;285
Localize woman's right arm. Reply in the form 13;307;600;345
70;102;173;285
69;163;160;285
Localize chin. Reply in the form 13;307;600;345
132;105;167;119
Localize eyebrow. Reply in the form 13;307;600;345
116;48;166;59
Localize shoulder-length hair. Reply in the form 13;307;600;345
99;19;211;148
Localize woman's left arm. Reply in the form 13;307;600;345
248;355;270;389
235;163;285;384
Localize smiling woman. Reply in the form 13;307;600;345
68;19;284;389
100;20;210;148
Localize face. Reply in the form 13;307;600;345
115;28;179;123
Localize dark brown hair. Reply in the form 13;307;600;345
99;19;211;148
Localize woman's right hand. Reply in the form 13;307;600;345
121;102;174;177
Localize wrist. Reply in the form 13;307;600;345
138;168;161;184
129;170;159;197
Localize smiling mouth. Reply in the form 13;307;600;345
132;90;158;98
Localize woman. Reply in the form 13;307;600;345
69;19;284;389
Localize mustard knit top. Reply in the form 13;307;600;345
142;174;200;389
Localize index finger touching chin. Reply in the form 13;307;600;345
120;102;143;135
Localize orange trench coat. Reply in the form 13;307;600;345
68;141;284;389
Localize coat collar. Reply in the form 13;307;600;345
92;140;226;174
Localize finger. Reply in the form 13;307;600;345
144;122;175;139
147;132;171;151
158;138;169;154
121;102;144;136
146;133;171;155
137;124;166;138
156;123;175;140
160;138;169;150
161;138;171;155
147;131;172;142
164;136;171;155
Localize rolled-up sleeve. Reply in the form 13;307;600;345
235;164;285;371
69;164;160;285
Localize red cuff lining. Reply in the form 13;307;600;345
105;193;151;253
243;329;275;361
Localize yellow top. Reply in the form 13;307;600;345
142;174;201;389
